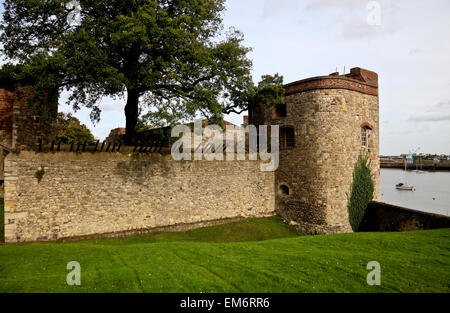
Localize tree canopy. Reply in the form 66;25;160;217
56;112;96;144
1;0;284;144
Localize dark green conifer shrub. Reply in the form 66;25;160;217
347;151;374;231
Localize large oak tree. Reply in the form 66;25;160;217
1;0;272;144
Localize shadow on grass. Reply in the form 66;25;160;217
71;216;303;246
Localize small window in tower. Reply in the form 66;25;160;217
361;123;373;148
279;184;290;196
274;103;287;118
280;126;295;149
36;136;42;144
0;180;4;187
360;123;373;148
33;116;40;124
361;127;367;147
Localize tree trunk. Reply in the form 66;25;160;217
124;88;139;146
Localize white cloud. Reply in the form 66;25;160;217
261;0;298;19
409;100;450;122
305;0;363;11
409;113;450;122
436;100;450;108
408;48;422;55
303;0;401;39
99;99;125;112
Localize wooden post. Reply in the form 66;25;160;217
154;141;161;152
94;140;99;152
117;143;122;152
76;142;81;152
70;142;74;152
139;143;145;153
149;141;155;152
112;143;116;152
82;141;87;152
106;143;111;152
157;141;163;153
57;141;61;152
50;140;55;152
38;138;42;152
100;141;105;152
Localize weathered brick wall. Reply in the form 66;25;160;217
0;88;14;192
12;90;58;149
0;87;57;184
0;89;14;148
3;152;275;243
284;76;378;97
0;87;58;150
1;87;57;198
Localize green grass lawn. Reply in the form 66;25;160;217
0;215;449;293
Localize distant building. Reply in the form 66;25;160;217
105;120;239;147
105;127;126;145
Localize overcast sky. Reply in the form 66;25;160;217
3;0;450;155
221;0;450;156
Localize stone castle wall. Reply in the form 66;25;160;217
3;152;275;243
273;89;379;234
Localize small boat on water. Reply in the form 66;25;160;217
396;183;414;191
396;156;414;191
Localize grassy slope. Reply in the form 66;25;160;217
0;216;449;293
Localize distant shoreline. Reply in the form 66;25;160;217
380;162;450;171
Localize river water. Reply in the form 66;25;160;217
380;168;450;217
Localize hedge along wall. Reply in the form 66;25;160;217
3;151;275;243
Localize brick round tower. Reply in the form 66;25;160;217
249;67;380;234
